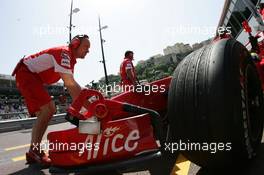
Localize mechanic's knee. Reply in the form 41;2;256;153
48;101;56;116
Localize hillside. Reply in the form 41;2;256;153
87;39;212;89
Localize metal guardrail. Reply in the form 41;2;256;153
0;112;28;116
0;112;28;120
0;113;66;133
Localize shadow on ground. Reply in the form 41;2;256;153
9;164;47;175
197;143;264;175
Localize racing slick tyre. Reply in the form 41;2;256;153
167;38;264;168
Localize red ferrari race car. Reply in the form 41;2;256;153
47;39;264;174
47;3;264;174
48;78;173;174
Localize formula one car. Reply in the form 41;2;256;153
47;40;264;174
47;36;264;174
47;5;264;174
48;78;172;174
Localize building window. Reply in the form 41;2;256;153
251;0;259;6
227;21;238;37
235;0;251;20
225;0;254;38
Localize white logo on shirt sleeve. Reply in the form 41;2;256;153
61;52;71;68
125;63;132;70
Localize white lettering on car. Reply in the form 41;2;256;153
79;128;140;160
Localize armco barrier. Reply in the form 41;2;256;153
0;113;66;133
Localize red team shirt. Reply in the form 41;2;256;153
23;46;76;85
15;46;76;115
120;58;136;86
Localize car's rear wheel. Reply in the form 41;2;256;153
167;38;264;167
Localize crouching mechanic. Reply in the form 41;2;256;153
12;34;90;166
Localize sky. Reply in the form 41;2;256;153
0;0;225;86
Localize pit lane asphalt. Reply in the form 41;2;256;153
0;122;264;175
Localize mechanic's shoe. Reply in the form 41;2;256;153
26;147;51;167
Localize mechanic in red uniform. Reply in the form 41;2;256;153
120;51;138;88
258;3;264;19
12;34;90;166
